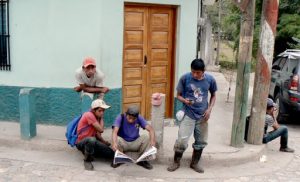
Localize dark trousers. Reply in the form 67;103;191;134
262;125;289;148
244;117;289;148
76;137;114;159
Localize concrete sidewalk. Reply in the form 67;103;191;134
0;72;264;168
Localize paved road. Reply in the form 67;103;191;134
1;71;299;181
0;125;299;182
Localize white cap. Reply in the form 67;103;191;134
91;99;110;109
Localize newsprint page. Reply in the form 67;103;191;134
113;146;157;164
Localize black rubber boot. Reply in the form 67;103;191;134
167;152;183;172
84;161;94;171
83;153;94;171
190;149;204;173
280;135;294;153
84;152;94;162
280;147;295;153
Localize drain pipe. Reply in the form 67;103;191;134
196;0;203;59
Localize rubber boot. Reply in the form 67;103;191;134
190;149;204;173
167;152;183;172
280;136;294;153
280;147;295;153
84;160;94;171
83;153;94;171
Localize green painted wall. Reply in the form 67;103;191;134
0;86;20;120
0;86;121;127
0;86;183;126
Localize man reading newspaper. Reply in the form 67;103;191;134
111;105;156;170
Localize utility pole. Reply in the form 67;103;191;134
247;0;279;144
230;0;255;147
215;0;221;66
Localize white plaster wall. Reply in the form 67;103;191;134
0;0;198;89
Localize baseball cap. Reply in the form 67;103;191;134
82;57;96;68
126;105;139;117
91;99;110;109
267;98;276;108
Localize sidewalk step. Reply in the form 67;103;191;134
0;127;266;168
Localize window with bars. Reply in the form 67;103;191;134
0;0;10;71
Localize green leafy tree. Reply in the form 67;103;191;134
221;4;240;50
275;0;300;53
254;0;300;55
207;1;241;57
208;0;300;57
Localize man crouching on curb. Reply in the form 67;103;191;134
76;99;114;170
111;105;156;170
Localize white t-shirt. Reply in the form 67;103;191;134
75;67;105;87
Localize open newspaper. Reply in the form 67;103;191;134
113;146;157;164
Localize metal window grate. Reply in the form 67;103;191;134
0;0;10;71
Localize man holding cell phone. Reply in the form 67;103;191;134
167;58;217;173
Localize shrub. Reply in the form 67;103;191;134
219;61;237;70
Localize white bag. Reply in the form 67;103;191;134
176;110;185;122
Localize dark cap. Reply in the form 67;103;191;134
267;98;276;108
126;105;139;117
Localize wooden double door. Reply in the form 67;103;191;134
122;4;176;119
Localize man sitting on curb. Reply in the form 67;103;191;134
245;98;294;153
111;105;156;170
263;98;294;152
76;99;114;170
74;57;109;99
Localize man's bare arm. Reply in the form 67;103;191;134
177;92;192;105
96;132;110;146
111;127;119;151
145;125;156;147
74;84;109;93
203;93;216;121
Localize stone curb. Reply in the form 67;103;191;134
0;136;266;168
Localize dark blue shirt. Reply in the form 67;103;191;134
176;72;217;120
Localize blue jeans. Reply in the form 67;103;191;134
173;115;208;153
76;137;114;159
263;125;288;148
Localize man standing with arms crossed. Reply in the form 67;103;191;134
167;58;217;173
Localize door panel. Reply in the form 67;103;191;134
123;6;147;116
146;7;175;118
123;5;176;119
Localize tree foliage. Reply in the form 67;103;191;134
275;0;300;53
207;1;241;56
207;0;300;57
